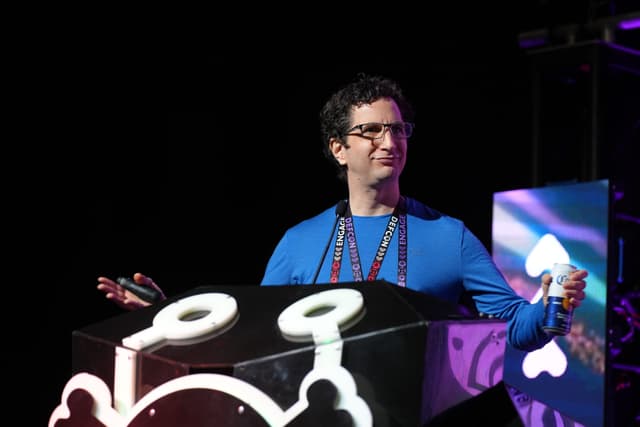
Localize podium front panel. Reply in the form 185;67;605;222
64;281;506;426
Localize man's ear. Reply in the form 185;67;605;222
329;138;347;165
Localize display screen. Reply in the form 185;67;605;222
492;179;609;427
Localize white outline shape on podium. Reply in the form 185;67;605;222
277;288;364;338
122;292;238;350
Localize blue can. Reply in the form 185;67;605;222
543;263;577;336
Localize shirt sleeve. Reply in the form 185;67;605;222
260;232;294;286
460;227;553;351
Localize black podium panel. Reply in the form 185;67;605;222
63;281;507;426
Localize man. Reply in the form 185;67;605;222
98;73;588;351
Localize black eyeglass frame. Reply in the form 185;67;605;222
342;121;415;140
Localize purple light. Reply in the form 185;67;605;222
519;37;547;49
618;18;640;30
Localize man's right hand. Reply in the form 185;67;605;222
97;272;166;310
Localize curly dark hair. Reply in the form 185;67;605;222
319;73;415;181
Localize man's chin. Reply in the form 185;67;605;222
373;167;401;182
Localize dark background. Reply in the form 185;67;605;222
22;3;638;425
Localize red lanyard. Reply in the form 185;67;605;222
330;199;407;286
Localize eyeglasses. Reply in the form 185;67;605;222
344;122;414;141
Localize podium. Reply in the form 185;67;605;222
49;281;508;426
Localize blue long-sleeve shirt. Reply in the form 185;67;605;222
261;197;551;351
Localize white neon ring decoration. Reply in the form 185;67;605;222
154;292;238;340
122;292;239;350
277;288;364;337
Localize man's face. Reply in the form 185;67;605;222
333;98;408;187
